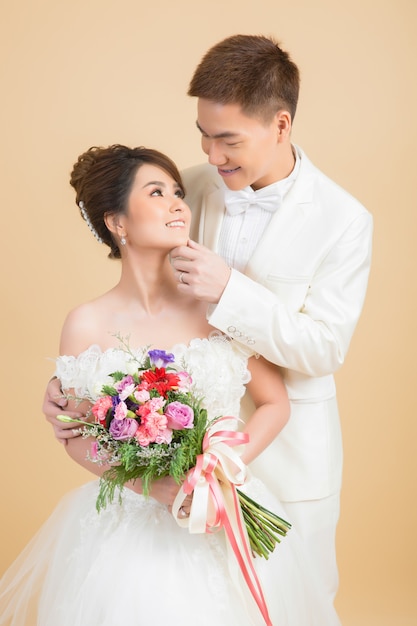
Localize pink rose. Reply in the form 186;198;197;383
165;401;194;430
134;389;150;403
177;371;193;391
92;396;113;424
148;396;166;412
114;400;128;420
109;417;139;440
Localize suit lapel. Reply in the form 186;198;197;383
245;150;315;277
200;187;225;253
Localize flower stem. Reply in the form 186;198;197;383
237;489;291;559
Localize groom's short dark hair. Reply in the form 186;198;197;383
188;34;300;122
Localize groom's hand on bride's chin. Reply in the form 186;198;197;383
171;239;231;303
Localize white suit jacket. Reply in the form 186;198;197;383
182;147;373;502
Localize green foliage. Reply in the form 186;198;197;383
94;403;209;510
101;385;119;396
168;406;209;483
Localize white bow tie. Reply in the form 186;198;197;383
224;187;282;216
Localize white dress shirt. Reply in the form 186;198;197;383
218;147;301;271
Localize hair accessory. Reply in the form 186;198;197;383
120;236;127;246
79;201;103;243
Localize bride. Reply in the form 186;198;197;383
0;144;339;625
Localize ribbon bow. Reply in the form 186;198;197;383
224;187;281;216
172;417;273;626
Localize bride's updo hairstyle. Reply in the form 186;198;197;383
70;144;185;259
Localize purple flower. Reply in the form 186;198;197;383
115;375;135;401
165;401;194;430
148;350;175;368
109;417;139;440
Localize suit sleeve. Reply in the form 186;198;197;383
207;211;373;377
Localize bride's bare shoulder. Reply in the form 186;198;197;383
59;293;113;356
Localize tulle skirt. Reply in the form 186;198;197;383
0;479;340;626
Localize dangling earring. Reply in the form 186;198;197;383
120;236;126;246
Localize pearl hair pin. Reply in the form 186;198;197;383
79;201;103;243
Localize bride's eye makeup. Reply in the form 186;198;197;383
149;186;184;199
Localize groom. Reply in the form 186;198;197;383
170;34;373;616
44;35;372;618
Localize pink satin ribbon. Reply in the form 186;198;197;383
172;417;273;626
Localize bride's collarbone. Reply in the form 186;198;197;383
101;317;212;352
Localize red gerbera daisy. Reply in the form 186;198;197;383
140;368;180;397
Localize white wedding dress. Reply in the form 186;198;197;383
0;336;339;626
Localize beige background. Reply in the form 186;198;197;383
1;1;416;624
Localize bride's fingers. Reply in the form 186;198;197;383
178;506;190;518
180;495;193;515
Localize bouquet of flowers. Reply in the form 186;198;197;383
58;342;290;560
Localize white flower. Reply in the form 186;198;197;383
125;359;140;376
